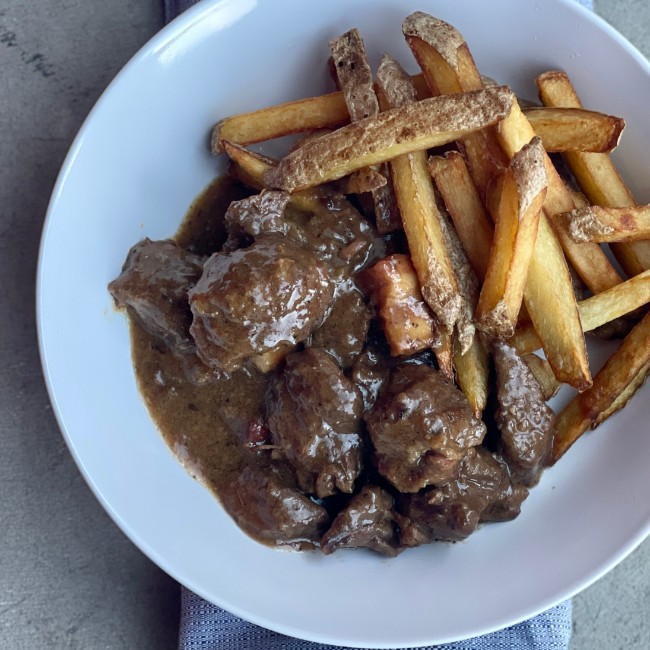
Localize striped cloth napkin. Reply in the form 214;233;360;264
163;1;594;648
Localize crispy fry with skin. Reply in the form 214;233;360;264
453;335;489;418
330;30;401;234
223;140;326;214
212;92;350;153
428;151;493;280
475;137;547;338
402;11;591;390
265;85;515;192
213;74;431;152
402;13;506;195
496;101;622;294
522;354;561;400
511;268;650;354
537;70;650;276
374;55;467;335
523;107;625;153
594;359;650;426
560;205;650;243
437;207;487;415
552;311;650;462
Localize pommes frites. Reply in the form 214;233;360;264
211;12;650;464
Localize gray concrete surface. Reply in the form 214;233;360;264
0;1;647;649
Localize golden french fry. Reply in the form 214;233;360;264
560;205;650;243
579;269;650;331
536;70;650;276
374;54;466;334
594;358;650;426
522;353;561;400
523;107;624;153
428;151;494;280
212;93;350;153
222;140;325;214
213;73;432;153
265;85;515;192
329;29;401;234
223;140;275;189
453;335;489;418
402;11;591;390
497;101;622;293
552;311;650;462
511;268;650;354
475;137;547;337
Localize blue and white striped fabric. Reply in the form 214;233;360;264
164;1;592;647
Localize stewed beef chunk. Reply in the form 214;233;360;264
223;190;300;250
365;364;485;493
189;235;334;372
108;238;204;354
305;197;382;274
308;283;371;368
321;485;398;556
266;349;364;498
351;347;391;412
493;340;556;486
398;447;529;546
220;464;329;548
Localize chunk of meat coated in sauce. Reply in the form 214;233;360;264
220;464;329;548
309;283;371;368
351;346;391;412
266;349;364;498
108;238;204;355
223;190;302;250
365;364;486;493
304;196;381;275
189;235;334;372
321;485;398;557
493;340;556;486
398;447;529;546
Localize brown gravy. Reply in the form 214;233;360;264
130;177;272;539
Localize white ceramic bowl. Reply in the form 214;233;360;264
38;0;650;646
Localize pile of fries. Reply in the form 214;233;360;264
211;12;650;464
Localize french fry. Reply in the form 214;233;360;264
265;85;515;192
552;311;650;462
223;140;325;214
522;354;561;400
594;358;650;426
579;269;650;331
402;11;592;390
212;74;432;152
560;205;650;243
496;101;623;293
428;151;493;280
374;54;467;335
212;92;350;153
223;140;275;189
329;29;401;234
475;137;547;338
511;268;650;354
536;70;650;276
454;335;489;418
523;107;624;153
437;207;488;415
